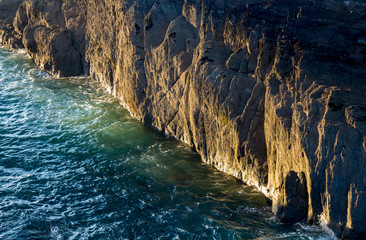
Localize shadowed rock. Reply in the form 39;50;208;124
274;171;308;222
0;0;24;48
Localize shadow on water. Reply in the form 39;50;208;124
0;47;333;239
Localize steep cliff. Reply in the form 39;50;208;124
1;0;366;238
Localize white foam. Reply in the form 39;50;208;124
319;213;337;240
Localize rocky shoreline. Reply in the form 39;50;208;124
1;0;365;238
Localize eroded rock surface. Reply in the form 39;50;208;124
0;0;24;48
12;0;88;76
1;0;366;238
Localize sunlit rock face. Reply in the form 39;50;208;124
0;0;24;47
2;0;366;238
12;0;88;76
86;1;269;208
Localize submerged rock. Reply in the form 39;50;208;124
1;0;365;238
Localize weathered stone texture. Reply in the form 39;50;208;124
12;0;88;76
1;0;366;238
0;0;24;48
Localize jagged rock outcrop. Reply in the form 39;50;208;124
12;0;88;76
0;0;24;48
1;0;365;238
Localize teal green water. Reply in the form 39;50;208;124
0;47;332;239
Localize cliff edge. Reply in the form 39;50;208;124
1;0;366;238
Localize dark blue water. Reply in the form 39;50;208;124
0;47;333;239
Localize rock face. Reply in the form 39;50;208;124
0;0;24;48
1;0;366;238
13;0;88;76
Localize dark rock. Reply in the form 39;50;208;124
274;171;308;222
22;25;83;77
0;0;24;48
145;18;153;31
